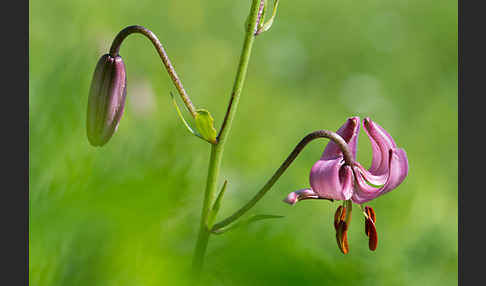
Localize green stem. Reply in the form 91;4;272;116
217;0;264;143
191;0;263;278
191;145;222;275
344;199;353;226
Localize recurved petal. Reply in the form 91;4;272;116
351;147;409;204
283;188;319;205
353;162;388;187
310;158;354;201
321;117;360;160
363;117;397;175
380;148;409;194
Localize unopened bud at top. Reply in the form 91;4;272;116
86;54;127;147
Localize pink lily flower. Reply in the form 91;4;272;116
284;116;409;253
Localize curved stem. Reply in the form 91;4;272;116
211;130;354;232
109;25;197;117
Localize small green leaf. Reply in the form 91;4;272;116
212;214;284;235
195;109;218;144
169;92;204;139
207;180;228;228
246;214;284;224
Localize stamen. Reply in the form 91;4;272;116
368;227;377;251
334;205;344;230
334;205;349;254
364;206;378;251
365;216;371;236
336;222;349;254
366;206;376;223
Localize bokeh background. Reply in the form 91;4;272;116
29;0;457;285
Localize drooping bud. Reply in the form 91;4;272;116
86;54;127;147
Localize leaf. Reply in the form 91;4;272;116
246;214;284;224
212;214;284;235
169;92;203;139
207;180;228;228
195;109;218;144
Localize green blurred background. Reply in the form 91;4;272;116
29;0;457;285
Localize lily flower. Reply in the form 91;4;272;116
284;116;408;254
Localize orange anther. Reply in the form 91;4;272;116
363;206;378;251
334;205;349;254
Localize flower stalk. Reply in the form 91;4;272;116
109;25;197;117
191;0;264;276
211;130;354;233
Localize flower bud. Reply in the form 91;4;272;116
86;54;127;146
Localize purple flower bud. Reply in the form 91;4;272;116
86;54;127;147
